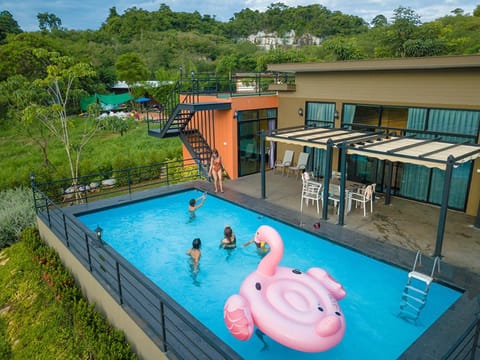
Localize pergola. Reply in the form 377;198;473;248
259;127;480;258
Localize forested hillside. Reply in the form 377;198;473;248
0;3;479;166
1;3;479;91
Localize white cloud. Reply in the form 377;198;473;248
3;0;478;31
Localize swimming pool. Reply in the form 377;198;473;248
78;189;461;359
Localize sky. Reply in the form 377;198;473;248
2;0;478;32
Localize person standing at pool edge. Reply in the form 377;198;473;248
186;238;201;272
209;148;224;193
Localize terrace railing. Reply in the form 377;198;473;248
30;159;480;359
442;298;480;360
31;158;205;208
31;160;242;360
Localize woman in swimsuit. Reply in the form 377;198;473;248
209;148;224;193
220;226;236;249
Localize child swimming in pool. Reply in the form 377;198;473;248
220;226;236;249
186;238;201;272
188;193;207;220
242;237;269;255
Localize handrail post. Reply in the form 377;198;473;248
116;261;123;304
30;173;38;213
63;213;70;247
159;302;168;352
127;169;132;194
85;233;92;272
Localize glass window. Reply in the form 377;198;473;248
342;104;479;211
351;106;380;130
238;108;277;177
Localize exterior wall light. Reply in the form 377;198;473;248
94;225;104;247
95;225;103;240
298;107;304;117
334;110;339;119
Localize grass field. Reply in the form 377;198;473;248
0;118;182;190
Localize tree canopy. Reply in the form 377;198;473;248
0;2;478;118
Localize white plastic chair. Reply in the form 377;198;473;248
328;184;341;210
274;150;294;175
331;171;341;182
301;172;323;214
289;152;310;179
351;184;373;216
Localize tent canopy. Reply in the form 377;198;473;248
266;127;480;170
80;93;134;112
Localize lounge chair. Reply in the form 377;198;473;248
289;152;309;179
274;150;294;175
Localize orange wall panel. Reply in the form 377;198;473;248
183;95;277;180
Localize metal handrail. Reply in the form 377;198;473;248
31;164;241;359
441;309;480;359
31;158;205;208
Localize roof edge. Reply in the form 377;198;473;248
267;55;480;73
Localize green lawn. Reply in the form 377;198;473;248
0;118;182;190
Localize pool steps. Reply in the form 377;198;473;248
398;251;441;323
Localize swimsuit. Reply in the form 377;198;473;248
212;156;222;172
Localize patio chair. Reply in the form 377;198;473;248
301;172;323;214
331;171;341;181
328;184;341;211
351;184;374;216
289;152;310;179
274;150;294;175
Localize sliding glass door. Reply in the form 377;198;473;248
237;109;277;177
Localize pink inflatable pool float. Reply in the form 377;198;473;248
223;225;346;353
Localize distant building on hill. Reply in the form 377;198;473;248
245;29;321;50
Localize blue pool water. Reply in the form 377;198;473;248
79;190;461;359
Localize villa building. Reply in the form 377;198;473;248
267;55;480;217
149;55;480;217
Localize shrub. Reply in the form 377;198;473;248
14;228;138;359
0;187;36;248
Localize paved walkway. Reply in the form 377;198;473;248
222;170;480;275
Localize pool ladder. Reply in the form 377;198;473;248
398;251;441;323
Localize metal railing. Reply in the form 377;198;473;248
442;297;480;360
31;158;205;208
31;161;241;360
31;159;479;359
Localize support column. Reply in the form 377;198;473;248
474;199;480;229
260;130;266;199
338;142;348;226
433;156;455;258
321;139;334;220
385;160;393;205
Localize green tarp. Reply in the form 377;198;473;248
80;93;133;111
